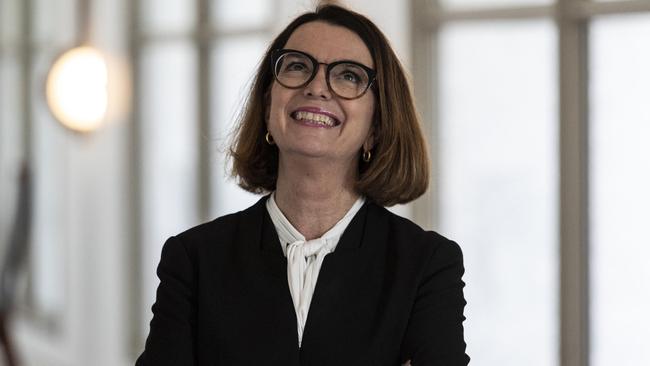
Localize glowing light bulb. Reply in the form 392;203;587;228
46;46;108;132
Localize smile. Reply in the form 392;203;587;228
290;110;341;127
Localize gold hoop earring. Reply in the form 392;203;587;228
362;150;371;162
265;131;275;145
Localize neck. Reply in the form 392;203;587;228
274;156;360;240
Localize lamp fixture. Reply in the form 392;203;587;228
45;0;112;133
46;46;108;133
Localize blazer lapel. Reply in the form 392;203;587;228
300;202;390;353
229;196;301;359
236;195;287;280
260;210;288;280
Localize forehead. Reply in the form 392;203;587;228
284;21;373;67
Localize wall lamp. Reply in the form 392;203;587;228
45;0;109;133
46;46;108;133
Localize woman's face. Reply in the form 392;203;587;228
267;21;375;169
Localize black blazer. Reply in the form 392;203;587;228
136;197;469;365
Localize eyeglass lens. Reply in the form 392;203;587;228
274;51;371;99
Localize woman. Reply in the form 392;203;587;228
137;4;469;365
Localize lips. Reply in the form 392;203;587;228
290;108;341;127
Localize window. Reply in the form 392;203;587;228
134;0;274;346
590;14;650;366
210;36;267;217
439;20;558;365
413;0;650;365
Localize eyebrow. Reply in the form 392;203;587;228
285;48;374;69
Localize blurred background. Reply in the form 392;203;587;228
0;0;649;365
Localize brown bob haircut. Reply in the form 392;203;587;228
229;3;429;207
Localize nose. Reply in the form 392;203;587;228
303;64;332;100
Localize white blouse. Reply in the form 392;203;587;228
266;193;365;348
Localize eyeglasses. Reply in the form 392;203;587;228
271;49;376;100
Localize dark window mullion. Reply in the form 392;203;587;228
197;0;212;221
558;1;591;366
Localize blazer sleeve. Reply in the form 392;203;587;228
136;236;197;366
400;237;470;365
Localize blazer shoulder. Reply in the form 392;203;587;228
172;196;267;251
370;202;462;258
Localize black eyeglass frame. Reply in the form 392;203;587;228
270;48;377;100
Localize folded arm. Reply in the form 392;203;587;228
399;238;470;365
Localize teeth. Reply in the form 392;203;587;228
294;111;336;127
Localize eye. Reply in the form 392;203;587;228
332;65;365;85
341;70;362;84
278;52;313;75
285;61;309;72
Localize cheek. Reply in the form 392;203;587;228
268;84;290;126
266;88;280;129
346;93;374;119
